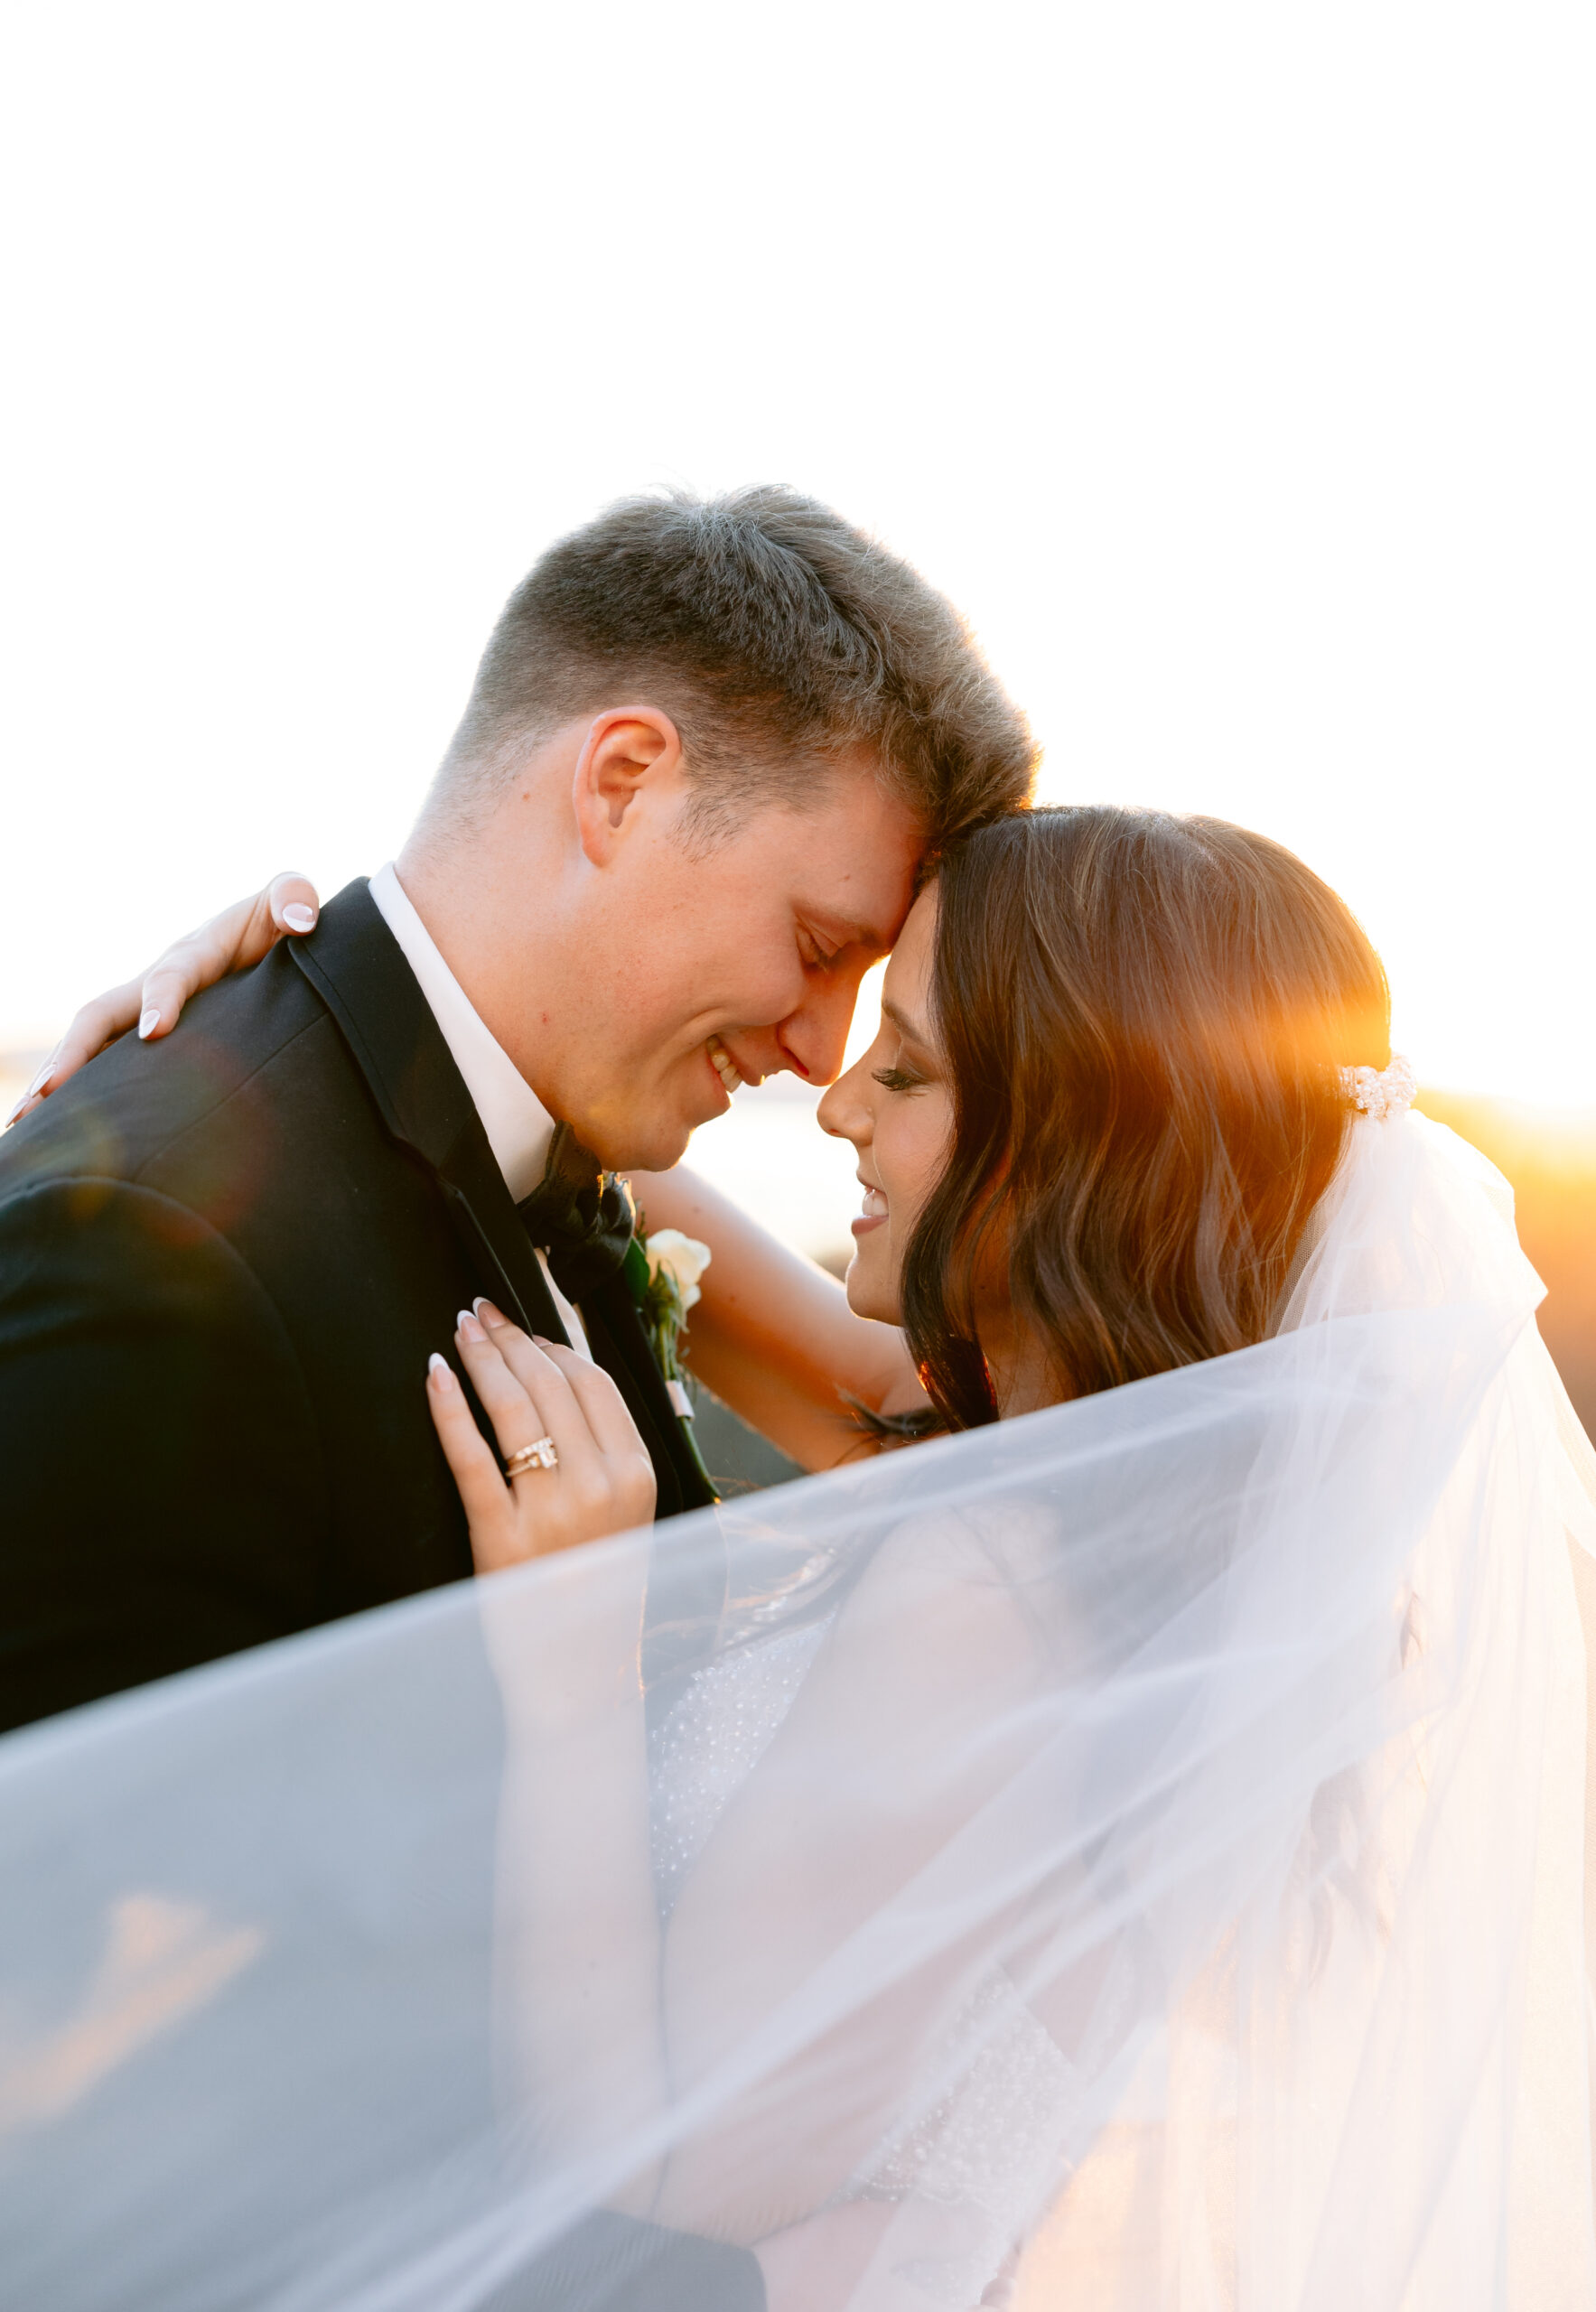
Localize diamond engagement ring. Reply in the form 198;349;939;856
505;1436;559;1478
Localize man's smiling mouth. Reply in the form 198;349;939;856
707;1035;743;1094
707;1035;764;1094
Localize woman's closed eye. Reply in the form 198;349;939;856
873;1061;927;1095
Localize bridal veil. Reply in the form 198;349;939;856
2;1111;1593;2307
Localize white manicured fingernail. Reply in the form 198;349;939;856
282;904;316;932
5;1062;50;1127
137;1008;161;1040
428;1352;455;1387
458;1310;486;1343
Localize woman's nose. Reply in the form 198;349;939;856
817;1057;873;1144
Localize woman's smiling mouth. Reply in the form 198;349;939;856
853;1182;889;1238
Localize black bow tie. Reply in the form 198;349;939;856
516;1123;635;1304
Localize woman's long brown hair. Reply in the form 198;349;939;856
902;806;1392;1431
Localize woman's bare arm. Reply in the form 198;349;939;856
626;1166;929;1472
4;873;321;1126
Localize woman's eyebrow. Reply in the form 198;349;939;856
881;996;931;1047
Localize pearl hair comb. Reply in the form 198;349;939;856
1339;1054;1416;1121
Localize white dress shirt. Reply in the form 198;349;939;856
368;862;592;1357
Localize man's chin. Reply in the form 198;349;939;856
578;1072;727;1177
583;1114;700;1178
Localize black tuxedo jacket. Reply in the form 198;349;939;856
0;883;762;2307
0;880;717;1734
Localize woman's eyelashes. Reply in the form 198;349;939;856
873;1060;926;1095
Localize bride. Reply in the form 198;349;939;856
6;806;1595;2310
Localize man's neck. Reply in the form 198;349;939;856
394;827;568;1094
369;861;558;1203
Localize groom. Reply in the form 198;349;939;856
0;487;1032;1736
0;490;1031;2310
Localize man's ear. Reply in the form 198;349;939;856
572;709;683;865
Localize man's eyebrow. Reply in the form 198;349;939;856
882;996;932;1047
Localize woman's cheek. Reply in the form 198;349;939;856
882;1105;950;1259
902;1095;954;1218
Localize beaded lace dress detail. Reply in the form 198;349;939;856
649;1617;1089;2292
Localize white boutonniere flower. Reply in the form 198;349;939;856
644;1228;713;1313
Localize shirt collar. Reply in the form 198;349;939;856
366;862;555;1205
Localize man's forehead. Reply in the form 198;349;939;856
798;746;923;835
789;769;924;940
799;854;920;953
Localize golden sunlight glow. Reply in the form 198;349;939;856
0;9;1590;1118
841;962;890;1076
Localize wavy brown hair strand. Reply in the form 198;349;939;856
901;808;1392;1430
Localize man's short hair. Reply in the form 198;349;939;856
431;487;1036;852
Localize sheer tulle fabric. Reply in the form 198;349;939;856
2;1114;1592;2308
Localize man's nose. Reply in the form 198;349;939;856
771;976;860;1087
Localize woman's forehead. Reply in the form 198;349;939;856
881;887;938;1027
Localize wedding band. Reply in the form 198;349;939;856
504;1436;559;1479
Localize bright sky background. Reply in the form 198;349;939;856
3;3;1591;1105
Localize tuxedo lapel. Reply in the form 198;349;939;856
287;881;565;1346
288;883;723;1552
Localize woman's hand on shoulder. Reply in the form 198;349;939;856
426;1301;657;1571
5;872;322;1127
